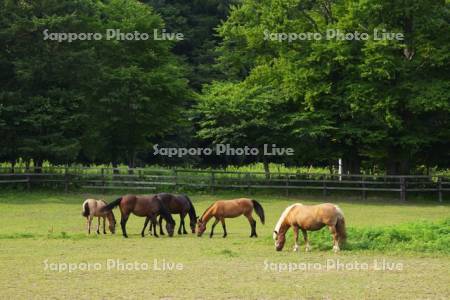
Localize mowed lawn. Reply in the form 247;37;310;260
0;190;449;299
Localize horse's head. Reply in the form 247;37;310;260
108;212;116;234
190;217;198;234
197;219;206;237
273;230;286;251
166;221;175;237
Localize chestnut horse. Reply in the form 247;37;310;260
273;203;346;252
81;199;116;234
149;193;197;235
197;198;265;238
101;194;175;238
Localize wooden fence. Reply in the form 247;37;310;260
0;167;449;202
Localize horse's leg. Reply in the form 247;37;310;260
152;215;159;238
86;217;92;234
329;225;340;252
159;215;165;236
103;217;106;234
141;216;150;237
181;212;188;234
220;218;227;238
292;225;300;252
177;213;182;235
96;217;100;234
209;218;219;238
246;215;257;237
120;213;129;238
178;212;187;234
301;228;311;252
148;218;153;235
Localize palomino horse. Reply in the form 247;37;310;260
197;198;265;238
149;193;197;235
81;199;116;234
273;203;346;252
101;194;175;238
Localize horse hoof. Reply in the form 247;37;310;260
333;246;340;253
293;246;299;252
223;235;227;238
305;246;311;252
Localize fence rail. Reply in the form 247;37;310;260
0;167;448;202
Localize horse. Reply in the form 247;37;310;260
148;193;197;235
197;198;265;238
101;194;175;238
273;203;346;252
81;199;116;234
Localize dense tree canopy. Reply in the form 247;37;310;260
0;0;448;174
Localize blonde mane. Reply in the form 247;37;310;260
273;203;302;240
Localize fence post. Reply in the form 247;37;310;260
438;177;442;203
27;174;31;191
64;166;69;193
210;171;215;194
173;169;178;192
285;175;289;197
322;177;327;197
101;168;105;194
400;177;406;201
362;179;366;200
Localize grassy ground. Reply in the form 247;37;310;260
0;191;449;299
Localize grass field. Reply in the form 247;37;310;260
0;191;449;299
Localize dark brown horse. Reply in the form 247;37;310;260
101;194;175;238
149;193;197;235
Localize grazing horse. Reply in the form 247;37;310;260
101;194;175;238
149;193;197;235
273;203;346;252
81;199;116;234
197;198;265;238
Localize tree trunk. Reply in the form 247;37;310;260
127;151;135;174
386;149;411;175
10;160;15;173
35;159;43;173
341;152;361;175
112;162;119;174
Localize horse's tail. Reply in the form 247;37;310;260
184;195;197;221
82;201;90;217
335;206;347;245
101;197;122;212
251;199;265;224
158;198;175;225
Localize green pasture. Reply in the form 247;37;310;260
0;191;449;299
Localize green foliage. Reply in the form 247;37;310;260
201;0;450;174
280;218;450;253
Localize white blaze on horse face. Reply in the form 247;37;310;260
273;203;302;240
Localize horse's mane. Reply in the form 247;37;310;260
273;203;302;240
181;195;197;221
199;203;214;222
157;197;175;225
